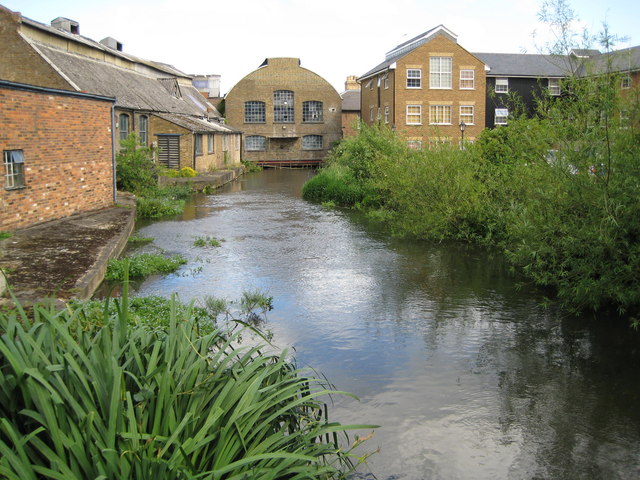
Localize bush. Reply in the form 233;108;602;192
0;291;374;479
136;196;185;219
106;254;187;281
116;133;158;193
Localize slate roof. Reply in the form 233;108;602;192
341;90;360;111
576;45;640;75
155;113;239;134
473;52;573;77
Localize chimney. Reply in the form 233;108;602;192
100;37;124;52
345;75;360;91
51;17;79;34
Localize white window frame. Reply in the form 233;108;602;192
495;108;509;125
208;134;214;153
548;78;561;96
4;149;25;189
621;75;631;89
384;73;389;89
429;57;452;89
384;106;390;124
370;107;374;121
429;105;452;125
406;69;422;89
407;140;422;150
459;105;474;125
406;105;422;125
495;78;509;93
460;69;475;89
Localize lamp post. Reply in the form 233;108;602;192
459;121;466;150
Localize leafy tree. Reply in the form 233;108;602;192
116;133;158;193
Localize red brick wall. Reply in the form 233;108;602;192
1;84;115;230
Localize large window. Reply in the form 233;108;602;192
118;113;130;142
548;78;561;95
460;105;474;125
274;90;294;123
139;115;148;145
406;105;422;125
302;101;323;123
430;57;452;89
245;135;267;151
495;108;509;125
302;135;323;150
495;78;509;93
429;105;452;125
195;134;203;155
4;150;25;189
406;69;422;88
244;101;266;123
460;70;475;89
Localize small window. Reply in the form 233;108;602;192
430;57;452;89
302;135;323;150
548;78;561;96
365;79;372;89
407;140;422;150
406;105;422;125
139;115;148;145
495;78;509;93
195;134;203;155
621;75;631;89
245;135;267;151
384;106;390;124
460;70;475;89
370;107;374;121
236;134;240;151
377;107;381;120
302;101;323;123
118;113;130;142
460;105;474;125
429;105;452;125
244;101;266;123
274;90;294;123
4;150;25;189
495;108;509;125
407;69;422;88
208;134;214;153
384;74;389;89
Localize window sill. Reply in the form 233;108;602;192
5;185;26;191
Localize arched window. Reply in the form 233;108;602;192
244;101;266;123
118;113;130;142
273;90;294;123
302;101;323;123
139;115;148;145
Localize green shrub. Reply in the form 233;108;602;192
127;234;154;247
193;236;222;247
116;133;158;193
0;290;375;479
106;254;187;281
136;196;185;219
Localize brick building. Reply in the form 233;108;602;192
341;75;361;138
359;25;486;149
0;5;241;172
225;58;342;167
1;80;115;230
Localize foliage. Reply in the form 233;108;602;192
136;196;185;219
194;236;222;247
127;234;154;247
106;254;187;281
242;160;263;173
0;232;12;241
0;287;376;479
116;133;158;193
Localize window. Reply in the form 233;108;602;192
384;74;389;89
236;134;240;151
406;69;422;88
4;150;25;189
223;134;229;151
370;107;374;121
244;101;266;123
406;105;422;125
429;105;452;125
495;78;509;93
118;113;130;142
157;135;180;169
548;78;561;95
495;108;509;125
407;140;422;150
195;134;203;155
621;75;631;89
384;106;390;124
139;115;148;145
245;135;267;151
429;138;452;149
208;134;214;153
302;135;323;150
377;107;381;120
460;105;474;125
302;101;323;122
365;79;372;89
460;70;475;89
430;57;452;89
274;90;294;123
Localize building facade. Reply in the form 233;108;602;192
225;58;342;166
359;26;486;148
1;80;115;230
341;75;361;138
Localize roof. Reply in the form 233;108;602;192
576;45;640;75
340;90;360;111
154;113;240;134
474;52;573;77
0;78;114;103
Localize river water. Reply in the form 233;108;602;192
132;169;640;479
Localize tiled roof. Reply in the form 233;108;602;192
154;113;240;134
576;45;640;75
340;90;360;111
474;52;573;77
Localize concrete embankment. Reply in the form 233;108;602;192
158;167;244;191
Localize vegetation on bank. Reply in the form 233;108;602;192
304;39;640;321
106;254;187;281
0;283;374;479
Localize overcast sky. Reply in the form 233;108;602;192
3;0;638;94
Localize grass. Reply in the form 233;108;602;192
193;235;222;247
127;234;153;247
0;232;12;240
106;254;187;281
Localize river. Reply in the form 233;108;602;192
132;169;640;479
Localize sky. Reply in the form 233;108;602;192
3;0;639;94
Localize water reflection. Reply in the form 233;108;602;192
133;169;640;479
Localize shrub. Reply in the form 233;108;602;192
136;196;185;219
179;167;197;178
106;254;187;281
116;133;158;193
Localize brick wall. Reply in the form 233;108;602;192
1;83;115;230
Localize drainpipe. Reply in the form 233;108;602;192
111;104;117;203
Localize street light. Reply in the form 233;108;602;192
459;121;466;150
